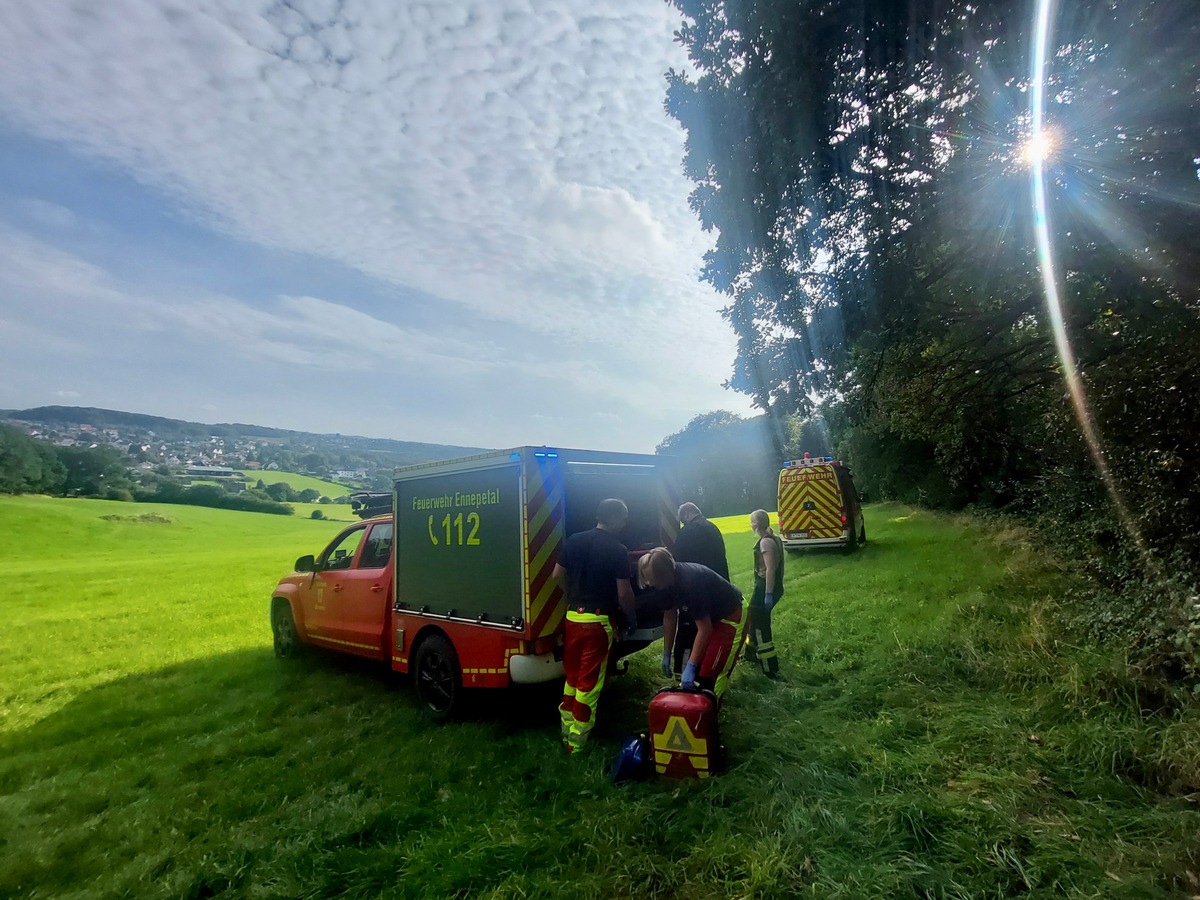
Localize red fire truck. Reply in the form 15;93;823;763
270;447;678;716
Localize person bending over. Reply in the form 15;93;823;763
637;547;747;700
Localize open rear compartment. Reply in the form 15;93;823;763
559;454;678;654
560;458;669;551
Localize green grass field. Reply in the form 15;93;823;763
188;470;360;522
1;496;1196;898
241;470;352;498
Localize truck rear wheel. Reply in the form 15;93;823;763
413;634;462;719
272;600;302;659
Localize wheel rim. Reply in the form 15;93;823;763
418;650;454;711
274;609;295;655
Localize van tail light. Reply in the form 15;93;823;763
841;516;847;523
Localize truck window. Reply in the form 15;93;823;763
322;526;366;570
359;522;393;569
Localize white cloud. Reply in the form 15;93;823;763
23;199;79;230
0;227;493;376
0;0;755;449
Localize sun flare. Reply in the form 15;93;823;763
1020;128;1056;166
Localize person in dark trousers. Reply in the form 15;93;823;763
746;508;784;677
666;502;730;678
638;547;747;700
551;498;637;753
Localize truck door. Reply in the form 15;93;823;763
299;523;368;644
338;520;393;658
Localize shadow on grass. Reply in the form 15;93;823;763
0;643;666;780
1;648;384;765
0;646;663;899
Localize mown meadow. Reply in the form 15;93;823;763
0;495;1196;898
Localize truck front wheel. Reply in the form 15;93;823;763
413;634;462;719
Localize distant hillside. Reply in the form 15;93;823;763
1;406;490;467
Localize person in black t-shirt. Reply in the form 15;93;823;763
668;502;730;678
551;498;636;753
637;547;747;699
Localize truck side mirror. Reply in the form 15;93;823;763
295;554;316;573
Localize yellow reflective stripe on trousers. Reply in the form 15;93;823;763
562;611;614;749
712;596;749;699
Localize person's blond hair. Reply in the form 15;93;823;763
750;509;774;536
637;546;675;589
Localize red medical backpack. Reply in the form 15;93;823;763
648;686;722;779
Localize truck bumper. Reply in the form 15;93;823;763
613;625;664;660
782;533;848;550
509;652;564;684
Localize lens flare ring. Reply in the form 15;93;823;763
1030;0;1149;560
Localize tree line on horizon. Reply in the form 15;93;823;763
0;425;309;516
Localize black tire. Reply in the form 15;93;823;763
271;600;302;659
843;521;859;554
413;634;462;719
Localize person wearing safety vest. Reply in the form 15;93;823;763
551;498;637;753
746;508;784;677
637;547;747;700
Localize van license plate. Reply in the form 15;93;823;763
791;532;807;539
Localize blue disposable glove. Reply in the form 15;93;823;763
661;650;672;677
764;592;776;612
681;661;699;688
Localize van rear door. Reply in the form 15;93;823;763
778;462;846;547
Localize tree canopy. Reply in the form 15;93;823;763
664;0;1199;678
666;0;1198;555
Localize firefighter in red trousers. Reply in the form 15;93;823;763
551;498;637;753
637;547;747;700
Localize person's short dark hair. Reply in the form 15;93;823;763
596;498;628;528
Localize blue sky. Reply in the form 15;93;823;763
0;0;753;453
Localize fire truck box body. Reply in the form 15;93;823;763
776;457;865;552
649;686;722;779
390;447;678;704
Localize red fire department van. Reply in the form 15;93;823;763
776;455;866;553
270;447;678;717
